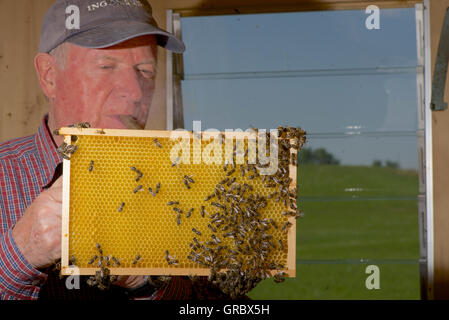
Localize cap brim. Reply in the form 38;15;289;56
65;20;185;53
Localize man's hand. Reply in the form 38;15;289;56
12;177;63;269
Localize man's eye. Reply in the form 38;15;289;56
139;69;156;78
100;65;115;70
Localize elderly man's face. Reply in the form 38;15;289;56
49;35;157;131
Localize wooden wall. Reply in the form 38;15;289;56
0;0;53;143
428;0;449;300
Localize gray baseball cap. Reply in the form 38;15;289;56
39;0;185;53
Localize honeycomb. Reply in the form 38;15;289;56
58;128;299;278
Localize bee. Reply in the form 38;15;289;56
171;157;180;167
109;275;118;283
278;239;284;251
192;228;202;236
211;235;221;244
155;182;161;194
204;194;215;201
219;177;229;185
201;206;206;218
132;255;141;265
104;255;111;267
183;179;191;190
173;207;183;214
226;168;236;176
118;202;125;212
153;138;162;148
168;259;179;266
176;213;181;226
133;185;143;193
148;187;155;197
210;212;219;220
282;222;293;233
69;122;91;129
295;209;304;219
95;243;102;255
192;237;200;246
211;202;225;209
112;257;120;267
88;160;94;173
274;272;286;283
186;208;194;218
86;277;97;287
223;163;229;172
290;202;297;210
226;177;236;187
130;166;143;181
167;201;179;206
208;224;217;233
71;135;79;143
56;143;71;160
214;188;222;200
184;175;195;184
88;255;98;265
70;255;76;265
270;219;278;229
96;129;106;134
240;165;245;177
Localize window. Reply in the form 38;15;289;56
169;5;428;299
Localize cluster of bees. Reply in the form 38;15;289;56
55;123;91;160
170;126;305;299
207;126;305;299
58;124;306;299
85;243;122;290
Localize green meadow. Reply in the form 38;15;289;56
248;164;420;300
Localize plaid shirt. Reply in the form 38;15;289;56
0;115;220;300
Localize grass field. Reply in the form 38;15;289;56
247;164;420;300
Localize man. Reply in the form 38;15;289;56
0;0;225;300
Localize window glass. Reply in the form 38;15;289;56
180;8;420;299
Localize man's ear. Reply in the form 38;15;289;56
34;53;58;99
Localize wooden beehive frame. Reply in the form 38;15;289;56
59;127;297;277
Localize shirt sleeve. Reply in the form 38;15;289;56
0;229;48;300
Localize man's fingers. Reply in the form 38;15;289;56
51;176;63;188
45;177;63;203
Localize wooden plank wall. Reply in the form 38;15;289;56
0;0;53;143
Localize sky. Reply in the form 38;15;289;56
179;8;419;169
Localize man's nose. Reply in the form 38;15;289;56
117;67;143;102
